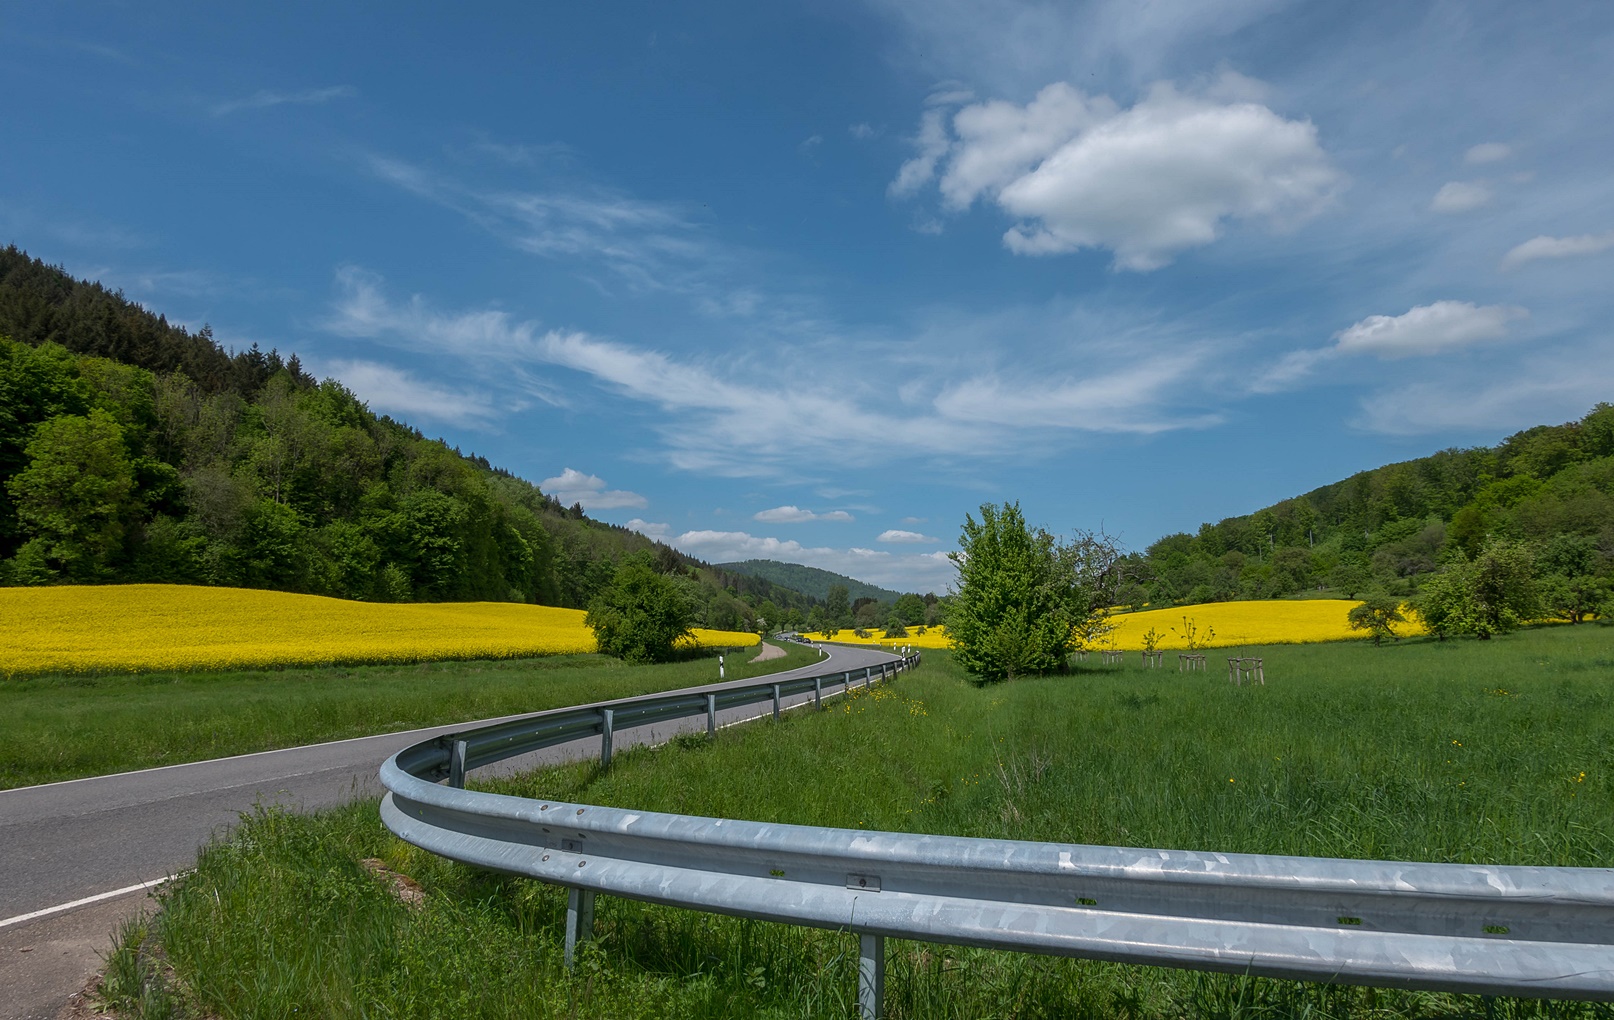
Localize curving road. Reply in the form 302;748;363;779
0;642;900;1020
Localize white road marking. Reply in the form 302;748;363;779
0;877;170;930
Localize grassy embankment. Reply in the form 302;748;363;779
0;641;821;790
110;626;1614;1019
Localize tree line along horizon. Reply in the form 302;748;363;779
1;244;1610;660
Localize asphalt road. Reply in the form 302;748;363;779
0;642;900;1020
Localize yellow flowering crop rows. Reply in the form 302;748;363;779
0;584;758;678
803;600;1420;655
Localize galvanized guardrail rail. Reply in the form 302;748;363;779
381;652;1614;1018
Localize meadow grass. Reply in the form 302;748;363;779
0;641;819;790
116;626;1614;1019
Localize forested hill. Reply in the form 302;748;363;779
716;559;905;602
0;245;814;628
1132;402;1614;607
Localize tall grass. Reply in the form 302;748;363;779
1;642;819;789
127;627;1614;1018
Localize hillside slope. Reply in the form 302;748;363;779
0;245;815;630
1133;402;1614;606
716;558;906;601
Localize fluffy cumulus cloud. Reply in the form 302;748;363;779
1430;181;1493;213
877;529;940;543
1501;230;1614;269
1333;301;1527;358
625;523;957;592
539;468;648;510
1254;301;1530;392
753;505;854;523
891;76;1342;269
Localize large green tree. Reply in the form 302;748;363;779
946;502;1116;683
1415;537;1540;640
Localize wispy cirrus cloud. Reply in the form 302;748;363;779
362;152;719;297
317;358;499;428
211;85;356;117
321;270;1233;476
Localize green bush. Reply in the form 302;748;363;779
586;555;695;663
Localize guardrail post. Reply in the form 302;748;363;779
564;887;595;969
600;708;614;770
706;693;717;738
864;667;872;689
772;684;781;720
858;933;885;1019
448;739;468;789
843;670;850;693
814;676;822;710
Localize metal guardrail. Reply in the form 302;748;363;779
381;652;1614;1017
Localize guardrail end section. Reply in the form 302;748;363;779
565;887;596;969
859;933;885;1019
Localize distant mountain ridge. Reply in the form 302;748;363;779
715;559;906;602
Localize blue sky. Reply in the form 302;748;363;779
4;2;1612;592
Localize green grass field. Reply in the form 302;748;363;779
0;641;821;790
108;626;1614;1019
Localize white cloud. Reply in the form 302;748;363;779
933;349;1220;431
799;134;824;153
889;108;954;198
849;122;879;140
328;272;1229;475
1255;301;1532;391
1501;230;1614;270
900;516;928;524
878;529;939;543
893;76;1342;269
1464;142;1512;164
753;506;855;523
363;153;714;296
1333;301;1527;358
625;519;671;542
1430;181;1492;213
319;358;497;427
539;468;648;510
211;85;356;117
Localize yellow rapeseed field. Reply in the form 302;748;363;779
804;600;1420;654
0;584;758;678
1102;599;1421;650
799;626;952;650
